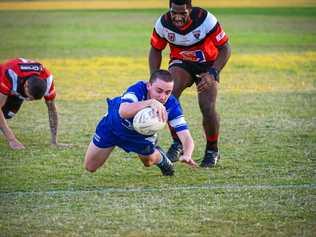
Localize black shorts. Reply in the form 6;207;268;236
2;96;24;119
168;59;214;83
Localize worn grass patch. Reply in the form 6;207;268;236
38;52;316;100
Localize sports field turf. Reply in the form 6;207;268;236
0;1;315;236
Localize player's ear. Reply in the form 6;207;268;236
146;82;151;91
23;81;30;95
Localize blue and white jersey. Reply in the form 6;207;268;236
106;81;188;137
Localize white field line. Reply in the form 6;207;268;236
1;184;315;197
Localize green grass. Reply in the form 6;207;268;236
0;8;315;59
0;7;316;237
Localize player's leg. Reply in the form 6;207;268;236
116;132;171;175
1;96;23;119
85;115;116;172
84;142;114;172
138;146;174;176
197;81;220;167
167;64;194;162
169;65;193;98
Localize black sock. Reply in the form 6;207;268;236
206;141;218;152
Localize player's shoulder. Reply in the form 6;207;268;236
191;7;209;21
128;80;147;91
124;81;147;101
165;94;180;109
3;58;47;74
2;58;21;69
192;7;218;30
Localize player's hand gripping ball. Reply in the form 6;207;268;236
133;107;166;135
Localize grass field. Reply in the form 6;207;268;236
0;1;315;236
0;0;315;10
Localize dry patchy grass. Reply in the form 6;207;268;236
41;52;316;100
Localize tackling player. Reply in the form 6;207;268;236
0;58;65;149
149;0;231;167
84;70;196;176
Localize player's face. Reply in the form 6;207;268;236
147;78;174;104
24;82;35;101
170;3;191;28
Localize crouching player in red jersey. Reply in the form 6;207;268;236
149;0;231;167
0;58;66;149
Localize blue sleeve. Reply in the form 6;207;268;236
121;81;147;103
166;97;189;132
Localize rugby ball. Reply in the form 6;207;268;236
133;107;166;135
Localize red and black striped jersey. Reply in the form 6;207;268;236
0;58;56;101
150;7;229;63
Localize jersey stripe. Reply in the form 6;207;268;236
45;75;53;96
121;92;138;103
169;115;187;128
7;69;18;93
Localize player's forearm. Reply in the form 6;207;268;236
119;100;154;119
178;130;194;158
0;111;16;142
182;137;194;157
46;100;58;144
149;47;162;74
212;42;231;71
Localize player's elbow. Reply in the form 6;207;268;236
118;103;129;119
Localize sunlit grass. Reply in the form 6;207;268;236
41;52;316;100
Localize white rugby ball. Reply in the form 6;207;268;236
133;107;166;136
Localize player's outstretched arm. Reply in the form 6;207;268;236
45;99;70;148
149;46;163;75
45;99;58;145
0;93;25;149
177;129;197;167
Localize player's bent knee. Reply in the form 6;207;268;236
85;166;97;173
139;155;157;167
143;158;155;167
143;162;151;167
84;160;97;173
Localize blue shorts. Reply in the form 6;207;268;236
92;116;156;156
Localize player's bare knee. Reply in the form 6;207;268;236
86;165;98;173
85;162;97;172
142;159;154;167
140;156;156;167
143;162;151;167
84;157;97;172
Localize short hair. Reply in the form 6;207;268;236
169;0;192;7
27;76;47;99
149;69;173;84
